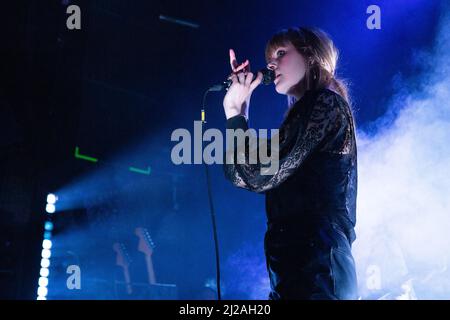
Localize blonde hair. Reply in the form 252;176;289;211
265;27;351;107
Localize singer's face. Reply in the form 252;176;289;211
266;41;307;99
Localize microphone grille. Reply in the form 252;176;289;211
261;69;275;85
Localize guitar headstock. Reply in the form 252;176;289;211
135;227;156;257
113;242;132;268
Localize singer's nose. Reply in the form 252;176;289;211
267;60;277;71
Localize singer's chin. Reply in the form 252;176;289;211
274;83;287;95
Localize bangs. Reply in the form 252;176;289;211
265;32;291;63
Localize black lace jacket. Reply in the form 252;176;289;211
223;88;358;235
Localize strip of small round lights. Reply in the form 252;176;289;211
36;193;57;300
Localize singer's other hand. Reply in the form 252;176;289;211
223;68;263;120
227;48;252;118
229;49;249;73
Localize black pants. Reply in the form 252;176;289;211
264;219;358;300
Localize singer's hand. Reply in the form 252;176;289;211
223;68;263;120
223;49;263;119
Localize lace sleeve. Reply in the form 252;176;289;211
223;90;346;193
223;115;253;190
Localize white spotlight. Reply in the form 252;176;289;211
46;194;58;204
37;286;48;297
41;249;51;259
38;277;49;287
42;239;52;250
40;258;50;268
45;204;55;214
40;268;49;277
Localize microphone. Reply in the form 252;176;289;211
208;69;275;92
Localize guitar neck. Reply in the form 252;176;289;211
122;266;133;294
144;255;156;285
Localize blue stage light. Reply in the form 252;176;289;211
44;221;54;231
43;231;52;240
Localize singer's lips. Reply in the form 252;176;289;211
274;74;281;83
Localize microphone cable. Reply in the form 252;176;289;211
200;68;274;300
201;87;222;300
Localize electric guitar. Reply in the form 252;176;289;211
135;227;157;285
113;242;133;294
